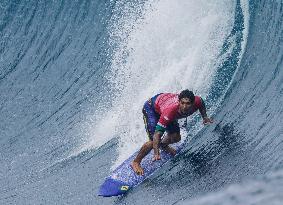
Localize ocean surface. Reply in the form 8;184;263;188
0;0;282;204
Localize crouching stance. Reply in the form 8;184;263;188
131;90;213;175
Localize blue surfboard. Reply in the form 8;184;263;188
98;141;186;197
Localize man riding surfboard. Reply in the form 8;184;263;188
131;89;213;175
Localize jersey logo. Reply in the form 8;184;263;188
157;122;166;128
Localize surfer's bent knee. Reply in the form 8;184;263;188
170;133;181;143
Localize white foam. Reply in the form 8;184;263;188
240;0;250;64
81;0;236;167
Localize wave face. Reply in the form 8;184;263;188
0;0;282;204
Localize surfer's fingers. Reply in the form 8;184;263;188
152;156;161;162
138;169;144;175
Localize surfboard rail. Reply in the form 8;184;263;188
98;141;186;197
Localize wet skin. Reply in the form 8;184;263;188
179;97;193;115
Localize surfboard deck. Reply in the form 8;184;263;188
98;141;185;197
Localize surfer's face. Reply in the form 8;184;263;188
179;97;193;115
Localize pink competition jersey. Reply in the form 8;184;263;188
154;93;202;129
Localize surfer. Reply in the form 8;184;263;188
131;89;213;175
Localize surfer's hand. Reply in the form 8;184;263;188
152;154;161;162
203;117;213;125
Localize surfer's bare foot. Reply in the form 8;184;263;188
131;161;144;176
161;145;176;156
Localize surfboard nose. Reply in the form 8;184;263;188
98;178;130;197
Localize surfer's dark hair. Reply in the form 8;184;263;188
179;89;195;103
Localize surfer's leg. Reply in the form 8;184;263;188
160;121;181;155
160;133;180;156
132;141;153;175
142;100;159;140
134;141;153;163
132;99;158;175
161;132;181;144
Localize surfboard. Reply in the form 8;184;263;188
98;141;185;197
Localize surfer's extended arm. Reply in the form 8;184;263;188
152;131;163;161
199;98;213;125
